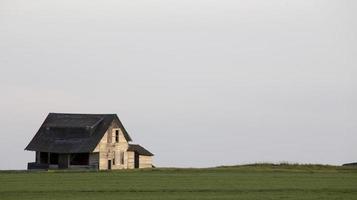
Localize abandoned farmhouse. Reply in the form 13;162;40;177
25;113;154;170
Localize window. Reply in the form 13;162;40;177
120;151;124;165
113;151;118;166
115;130;119;143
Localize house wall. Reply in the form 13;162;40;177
127;151;135;169
93;120;131;170
139;155;153;168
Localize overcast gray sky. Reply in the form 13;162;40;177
0;0;356;169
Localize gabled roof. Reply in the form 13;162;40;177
128;144;154;156
25;113;132;153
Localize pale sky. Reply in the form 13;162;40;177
0;0;356;169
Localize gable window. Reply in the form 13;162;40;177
115;130;119;143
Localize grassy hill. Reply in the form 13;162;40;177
0;164;356;200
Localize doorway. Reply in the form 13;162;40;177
134;153;139;168
108;160;112;170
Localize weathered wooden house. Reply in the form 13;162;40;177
25;113;154;170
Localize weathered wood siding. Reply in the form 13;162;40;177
139;155;153;168
93;120;130;170
127;151;135;169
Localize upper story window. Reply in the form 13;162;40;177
115;130;119;143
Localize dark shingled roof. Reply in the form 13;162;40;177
25;113;132;153
128;144;154;156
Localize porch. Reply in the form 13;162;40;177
27;152;99;170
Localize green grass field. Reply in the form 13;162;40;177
0;165;356;200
